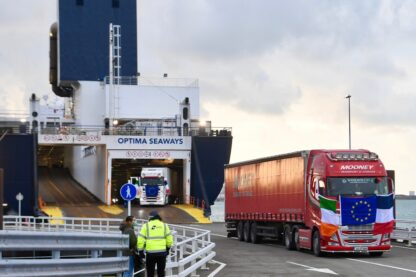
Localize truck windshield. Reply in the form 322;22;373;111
141;178;164;186
327;177;390;197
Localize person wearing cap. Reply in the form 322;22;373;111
137;210;173;277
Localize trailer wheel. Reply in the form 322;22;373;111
312;231;322;257
250;222;261;244
244;221;251;243
293;227;301;251
284;225;295;250
237;221;244;241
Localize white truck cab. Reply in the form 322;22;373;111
130;167;171;206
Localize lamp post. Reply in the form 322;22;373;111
345;94;351;150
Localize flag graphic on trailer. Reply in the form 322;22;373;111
374;194;394;235
340;196;377;226
319;195;340;237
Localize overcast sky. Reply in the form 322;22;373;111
1;0;416;194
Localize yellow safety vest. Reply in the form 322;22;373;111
137;219;173;253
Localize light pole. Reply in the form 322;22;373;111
345;94;351;149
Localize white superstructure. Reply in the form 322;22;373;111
33;76;202;205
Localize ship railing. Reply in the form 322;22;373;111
103;76;199;88
38;125;232;137
1;216;216;277
0;122;30;134
392;219;416;246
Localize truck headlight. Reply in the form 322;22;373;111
328;233;339;246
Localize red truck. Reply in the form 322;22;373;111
225;150;394;256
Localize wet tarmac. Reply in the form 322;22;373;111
190;223;416;277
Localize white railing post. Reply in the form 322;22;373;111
200;233;208;270
52;250;60;259
179;244;184;273
190;231;198;277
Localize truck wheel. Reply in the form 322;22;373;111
312;231;322;257
284;226;295;250
244;221;251;243
237;221;244;241
369;252;383;257
250;222;261;244
293;227;301;251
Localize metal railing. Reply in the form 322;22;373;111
166;224;215;276
1;216;216;277
0;123;30;134
392;219;416;246
103;76;199;88
38;125;232;138
0;229;129;276
3;215;123;233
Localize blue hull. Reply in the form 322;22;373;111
0;134;37;215
190;136;233;212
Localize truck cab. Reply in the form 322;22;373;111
307;150;394;256
129;167;171;206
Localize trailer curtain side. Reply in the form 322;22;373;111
225;153;307;222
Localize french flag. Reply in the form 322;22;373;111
373;194;395;235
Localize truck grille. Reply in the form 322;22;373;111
339;224;380;246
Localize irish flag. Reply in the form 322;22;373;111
319;195;340;237
373;194;394;235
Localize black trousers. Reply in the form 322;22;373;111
146;253;166;277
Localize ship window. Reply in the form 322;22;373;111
112;0;120;8
76;0;84;6
183;107;189;120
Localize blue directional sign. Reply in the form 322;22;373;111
120;183;137;201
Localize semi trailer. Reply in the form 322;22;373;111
225;150;394;256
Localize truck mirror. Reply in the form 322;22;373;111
313;178;320;200
387;177;395;193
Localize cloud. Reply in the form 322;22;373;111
138;0;416;120
0;0;55;112
352;78;416;126
140;0;388;61
2;0;416;193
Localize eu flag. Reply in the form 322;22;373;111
340;196;377;225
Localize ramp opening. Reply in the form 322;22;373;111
111;158;185;205
37;145;102;206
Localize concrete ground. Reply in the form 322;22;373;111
189;223;416;277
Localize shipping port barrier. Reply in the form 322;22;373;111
0;216;216;277
392;219;416;246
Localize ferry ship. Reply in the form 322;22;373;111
0;0;232;217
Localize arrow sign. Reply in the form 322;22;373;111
287;261;338;275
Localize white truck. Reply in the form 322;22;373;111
130;167;171;206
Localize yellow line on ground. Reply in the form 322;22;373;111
98;205;124;215
41;206;64;225
174;204;212;224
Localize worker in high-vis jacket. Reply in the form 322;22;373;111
137;210;173;277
